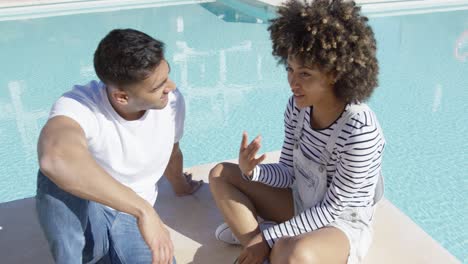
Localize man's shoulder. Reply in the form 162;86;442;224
167;88;185;112
63;80;104;101
59;80;106;109
169;87;183;101
48;81;106;136
51;80;106;118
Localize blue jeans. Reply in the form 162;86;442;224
36;170;175;264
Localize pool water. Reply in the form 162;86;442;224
0;1;466;261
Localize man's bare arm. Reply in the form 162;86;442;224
38;116;173;264
38;116;151;215
164;142;202;196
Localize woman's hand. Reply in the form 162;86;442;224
238;132;266;178
237;232;270;264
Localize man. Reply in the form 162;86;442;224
36;28;201;264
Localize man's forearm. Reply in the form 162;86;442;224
164;144;186;191
40;148;154;219
38;117;155;221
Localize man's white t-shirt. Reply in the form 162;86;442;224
49;80;185;205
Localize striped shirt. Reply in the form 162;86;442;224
249;96;385;247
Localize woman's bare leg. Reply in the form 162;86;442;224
270;226;350;264
209;162;294;246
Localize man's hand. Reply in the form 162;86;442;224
239;132;266;178
173;172;203;197
237;232;270;264
137;206;174;264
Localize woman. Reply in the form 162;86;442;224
209;0;385;263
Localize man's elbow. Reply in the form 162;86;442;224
38;152;72;190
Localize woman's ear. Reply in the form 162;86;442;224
328;71;338;86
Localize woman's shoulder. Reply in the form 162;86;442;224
345;103;378;127
340;103;385;147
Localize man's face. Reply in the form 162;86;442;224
127;60;176;110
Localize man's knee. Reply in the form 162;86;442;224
271;237;318;264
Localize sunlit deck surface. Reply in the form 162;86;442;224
0;152;460;263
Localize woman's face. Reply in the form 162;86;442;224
287;55;335;108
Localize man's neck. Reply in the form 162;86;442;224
106;87;145;121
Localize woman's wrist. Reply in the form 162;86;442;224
244;170;253;178
241;167;255;181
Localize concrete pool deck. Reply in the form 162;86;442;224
0;152;460;263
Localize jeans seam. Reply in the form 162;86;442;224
109;213;126;264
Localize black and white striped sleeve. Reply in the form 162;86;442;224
247;97;296;188
262;110;385;247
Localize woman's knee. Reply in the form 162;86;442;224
208;162;225;182
270;237;292;263
270;237;319;264
208;162;240;184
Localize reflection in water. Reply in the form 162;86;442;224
177;16;184;33
432;84;442;113
173;40;261;125
80;64;95;78
173;40;255;86
455;30;468;62
6;81;47;153
256;54;263;81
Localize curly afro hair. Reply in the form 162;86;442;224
268;0;379;103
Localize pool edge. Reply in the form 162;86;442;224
0;0;216;21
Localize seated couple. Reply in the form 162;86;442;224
36;1;385;263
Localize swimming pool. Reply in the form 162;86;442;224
0;0;466;261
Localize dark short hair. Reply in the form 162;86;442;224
93;28;165;86
268;0;379;103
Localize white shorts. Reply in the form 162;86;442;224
293;191;375;264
